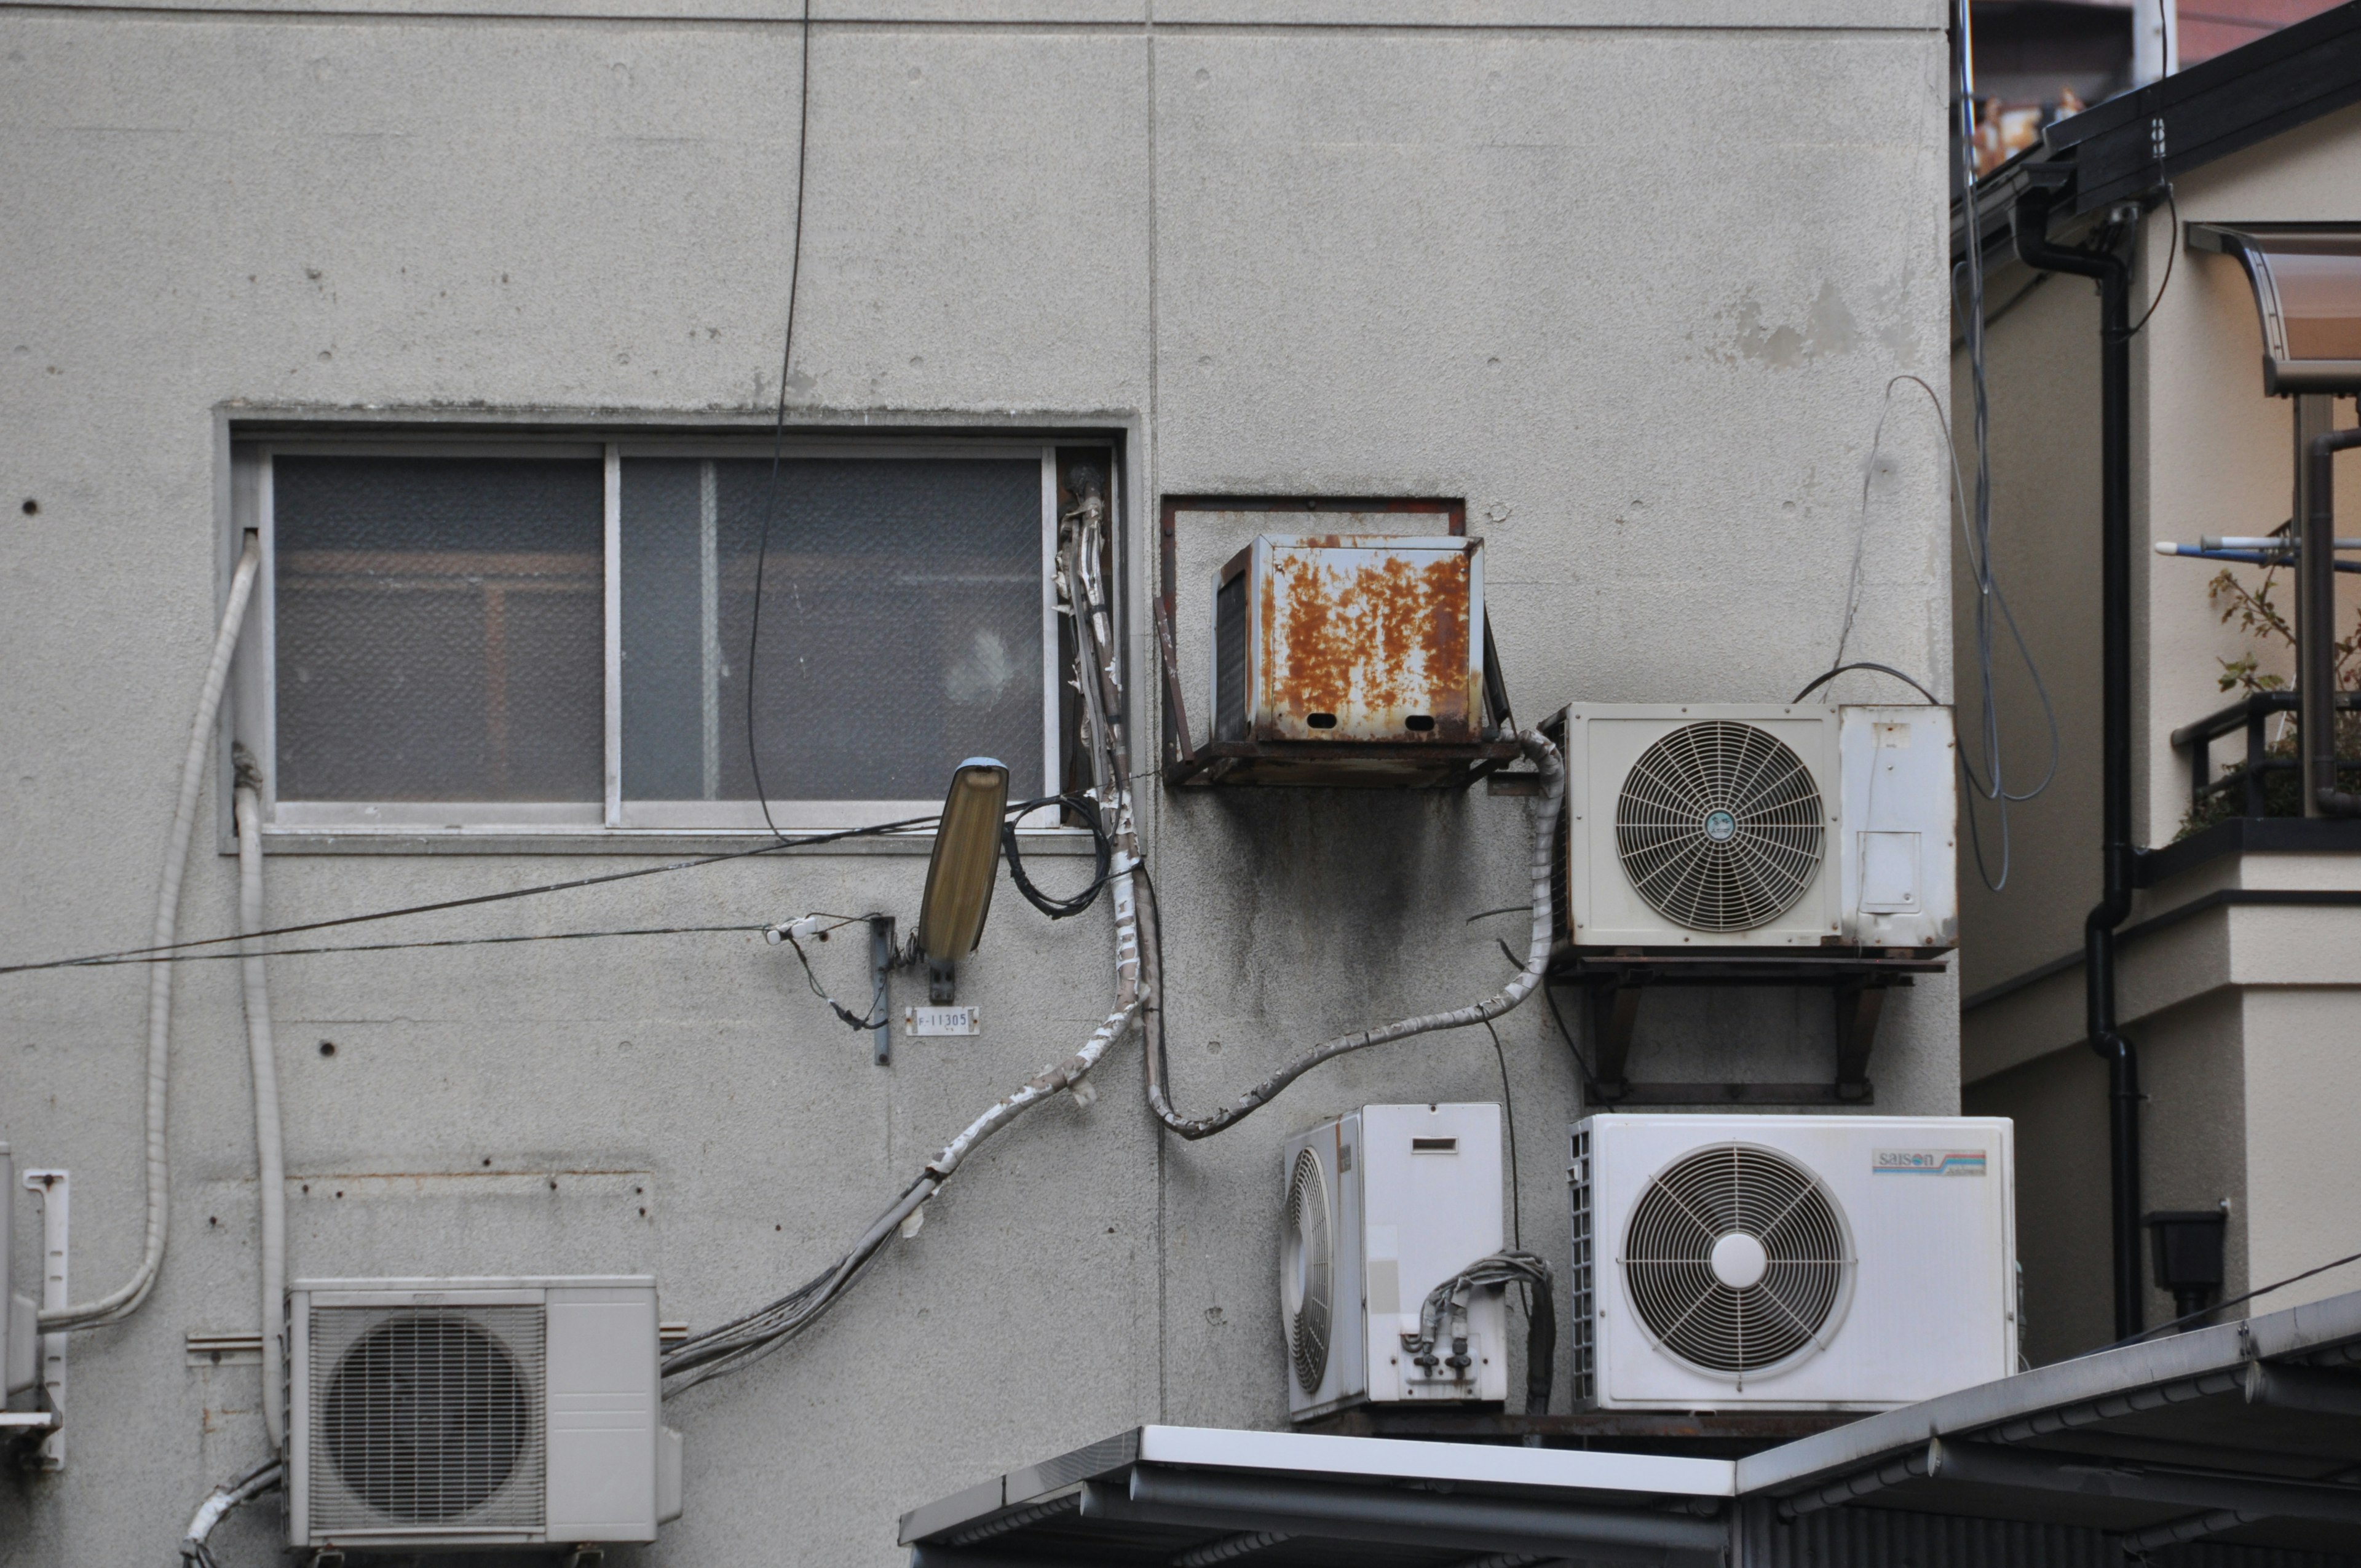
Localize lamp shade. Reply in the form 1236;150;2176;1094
919;759;1009;989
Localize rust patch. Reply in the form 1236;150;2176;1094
1258;543;1474;740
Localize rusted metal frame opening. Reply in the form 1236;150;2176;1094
1157;495;1524;788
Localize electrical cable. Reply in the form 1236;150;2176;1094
1813;362;2062;891
0;802;1068;979
1481;1016;1520;1250
44;533;261;1333
26;924;770;969
2103;1243;2361;1351
783;929;888;1032
742;0;817;842
1539;975;1597;1087
1792;662;1944;707
1401;1249;1555;1417
2118;186;2178;340
1140;729;1563;1141
1002;791;1113;919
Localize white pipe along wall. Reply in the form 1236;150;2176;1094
0;7;1959;1564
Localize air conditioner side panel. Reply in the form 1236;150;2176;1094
287;1288;312;1545
544;1286;660;1542
1565;706;1842;949
1361;1104;1505;1405
1839;706;1958;949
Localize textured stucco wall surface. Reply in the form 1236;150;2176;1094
0;5;1950;1562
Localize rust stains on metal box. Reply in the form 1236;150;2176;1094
1243;536;1482;745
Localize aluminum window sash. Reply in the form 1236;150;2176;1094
258;440;607;460
604;445;624;830
257;449;281;825
608;438;1046;462
610;799;951;833
272;802;606;830
1026;445;1062;830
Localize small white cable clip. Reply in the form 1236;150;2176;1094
763;916;823;947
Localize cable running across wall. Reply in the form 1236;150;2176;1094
0;802;1073;979
742;0;818;842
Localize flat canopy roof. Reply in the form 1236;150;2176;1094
902;1289;2361;1566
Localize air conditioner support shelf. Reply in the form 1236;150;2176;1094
1549;951;1948;1106
1165;736;1524;790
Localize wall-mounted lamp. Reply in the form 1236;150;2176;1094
917;758;1008;1004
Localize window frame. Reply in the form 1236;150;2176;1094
234;433;1070;841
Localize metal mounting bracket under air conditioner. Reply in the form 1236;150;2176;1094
1549;951;1947;1106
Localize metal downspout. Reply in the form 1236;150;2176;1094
2306;412;2361;815
2011;189;2145;1339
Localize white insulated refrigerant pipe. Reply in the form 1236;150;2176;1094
43;532;263;1332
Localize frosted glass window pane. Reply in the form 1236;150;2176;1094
620;457;1043;803
274;456;604;802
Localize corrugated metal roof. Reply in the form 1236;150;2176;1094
901;1288;2361;1566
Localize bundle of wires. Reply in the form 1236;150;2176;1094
1401;1249;1556;1416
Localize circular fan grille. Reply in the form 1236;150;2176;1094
1283;1149;1334;1393
323;1313;534;1521
1621;1144;1850;1374
1615;721;1825;932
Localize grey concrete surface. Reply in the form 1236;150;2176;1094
0;6;1951;1562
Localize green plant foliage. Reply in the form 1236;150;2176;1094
2175;564;2361;839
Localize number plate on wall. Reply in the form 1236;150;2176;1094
904;1007;980;1037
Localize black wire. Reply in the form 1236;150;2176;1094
44;924;766;968
1792;661;1943;706
1481;1016;1520;1251
0;794;1074;979
2102;1244;2361;1352
2116;186;2178;340
785;934;887;1032
1002;793;1112;919
1540;975;1597;1085
743;0;817;842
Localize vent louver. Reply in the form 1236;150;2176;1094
1614;721;1824;932
1282;1149;1334;1393
310;1305;545;1532
1621;1144;1848;1374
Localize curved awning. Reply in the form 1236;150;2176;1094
2189;223;2361;395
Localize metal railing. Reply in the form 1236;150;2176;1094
2170;689;2361;818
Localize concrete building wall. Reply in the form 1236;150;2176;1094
0;6;1953;1564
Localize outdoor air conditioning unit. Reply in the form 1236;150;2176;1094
1569;1115;2015;1411
287;1277;682;1550
1214;535;1486;746
1281;1104;1507;1421
1557;703;1957;951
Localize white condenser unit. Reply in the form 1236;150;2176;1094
1568;1115;2015;1411
1557;704;1956;951
288;1277;682;1550
1281;1104;1506;1421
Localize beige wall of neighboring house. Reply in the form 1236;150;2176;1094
1956;97;2361;1363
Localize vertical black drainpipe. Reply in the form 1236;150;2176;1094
2009;189;2145;1339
